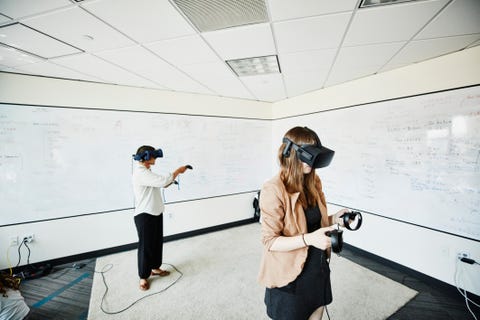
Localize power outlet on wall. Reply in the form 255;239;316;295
23;234;35;243
457;251;470;260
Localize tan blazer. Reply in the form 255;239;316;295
258;174;333;288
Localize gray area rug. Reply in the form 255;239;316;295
88;223;417;319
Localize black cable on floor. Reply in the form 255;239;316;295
95;263;183;315
325;305;331;320
325;256;332;320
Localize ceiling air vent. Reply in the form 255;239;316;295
172;0;268;32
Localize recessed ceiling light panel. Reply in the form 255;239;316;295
226;55;280;77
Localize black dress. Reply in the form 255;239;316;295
265;205;333;320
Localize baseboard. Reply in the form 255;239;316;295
3;218;257;275
164;218;256;242
343;243;480;302
5;220;478;305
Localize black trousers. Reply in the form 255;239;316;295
134;213;164;279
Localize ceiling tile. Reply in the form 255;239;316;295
283;70;329;97
343;0;449;46
153;72;213;96
416;0;480;39
0;23;82;58
240;73;286;102
145;35;219;66
181;61;255;100
0;0;71;19
0;0;477;102
14;60;101;82
0;64;17;72
325;64;378;87
0;44;42;67
81;0;196;43
203;23;275;60
468;38;480;48
22;7;135;53
267;0;357;21
278;48;336;74
52;53;160;88
0;14;12;24
274;12;352;53
95;45;170;74
383;34;480;71
96;45;212;95
326;42;405;86
279;48;334;97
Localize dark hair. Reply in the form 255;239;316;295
135;145;155;162
0;272;21;297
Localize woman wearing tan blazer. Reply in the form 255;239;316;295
258;126;349;320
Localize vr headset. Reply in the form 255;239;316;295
282;137;335;169
133;148;163;161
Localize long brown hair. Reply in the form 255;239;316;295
278;126;322;208
0;272;21;297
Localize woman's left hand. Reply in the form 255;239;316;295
335;208;350;227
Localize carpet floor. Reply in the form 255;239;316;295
88;223;417;319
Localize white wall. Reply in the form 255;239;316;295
0;74;268;270
275;46;480;295
1;193;257;268
0;73;272;119
1;46;479;295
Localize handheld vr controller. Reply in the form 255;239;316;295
172;165;193;185
325;229;343;253
326;211;363;253
342;210;362;231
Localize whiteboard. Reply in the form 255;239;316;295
0;105;271;226
273;86;480;241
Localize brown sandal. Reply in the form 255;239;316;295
151;269;170;277
139;279;149;291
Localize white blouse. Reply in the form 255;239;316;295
132;164;174;216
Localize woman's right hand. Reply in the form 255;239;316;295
172;165;189;180
303;226;335;250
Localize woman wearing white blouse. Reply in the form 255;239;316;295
132;145;188;291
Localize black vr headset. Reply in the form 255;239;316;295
282;134;335;169
133;148;163;161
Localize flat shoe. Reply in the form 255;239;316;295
151;270;170;277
